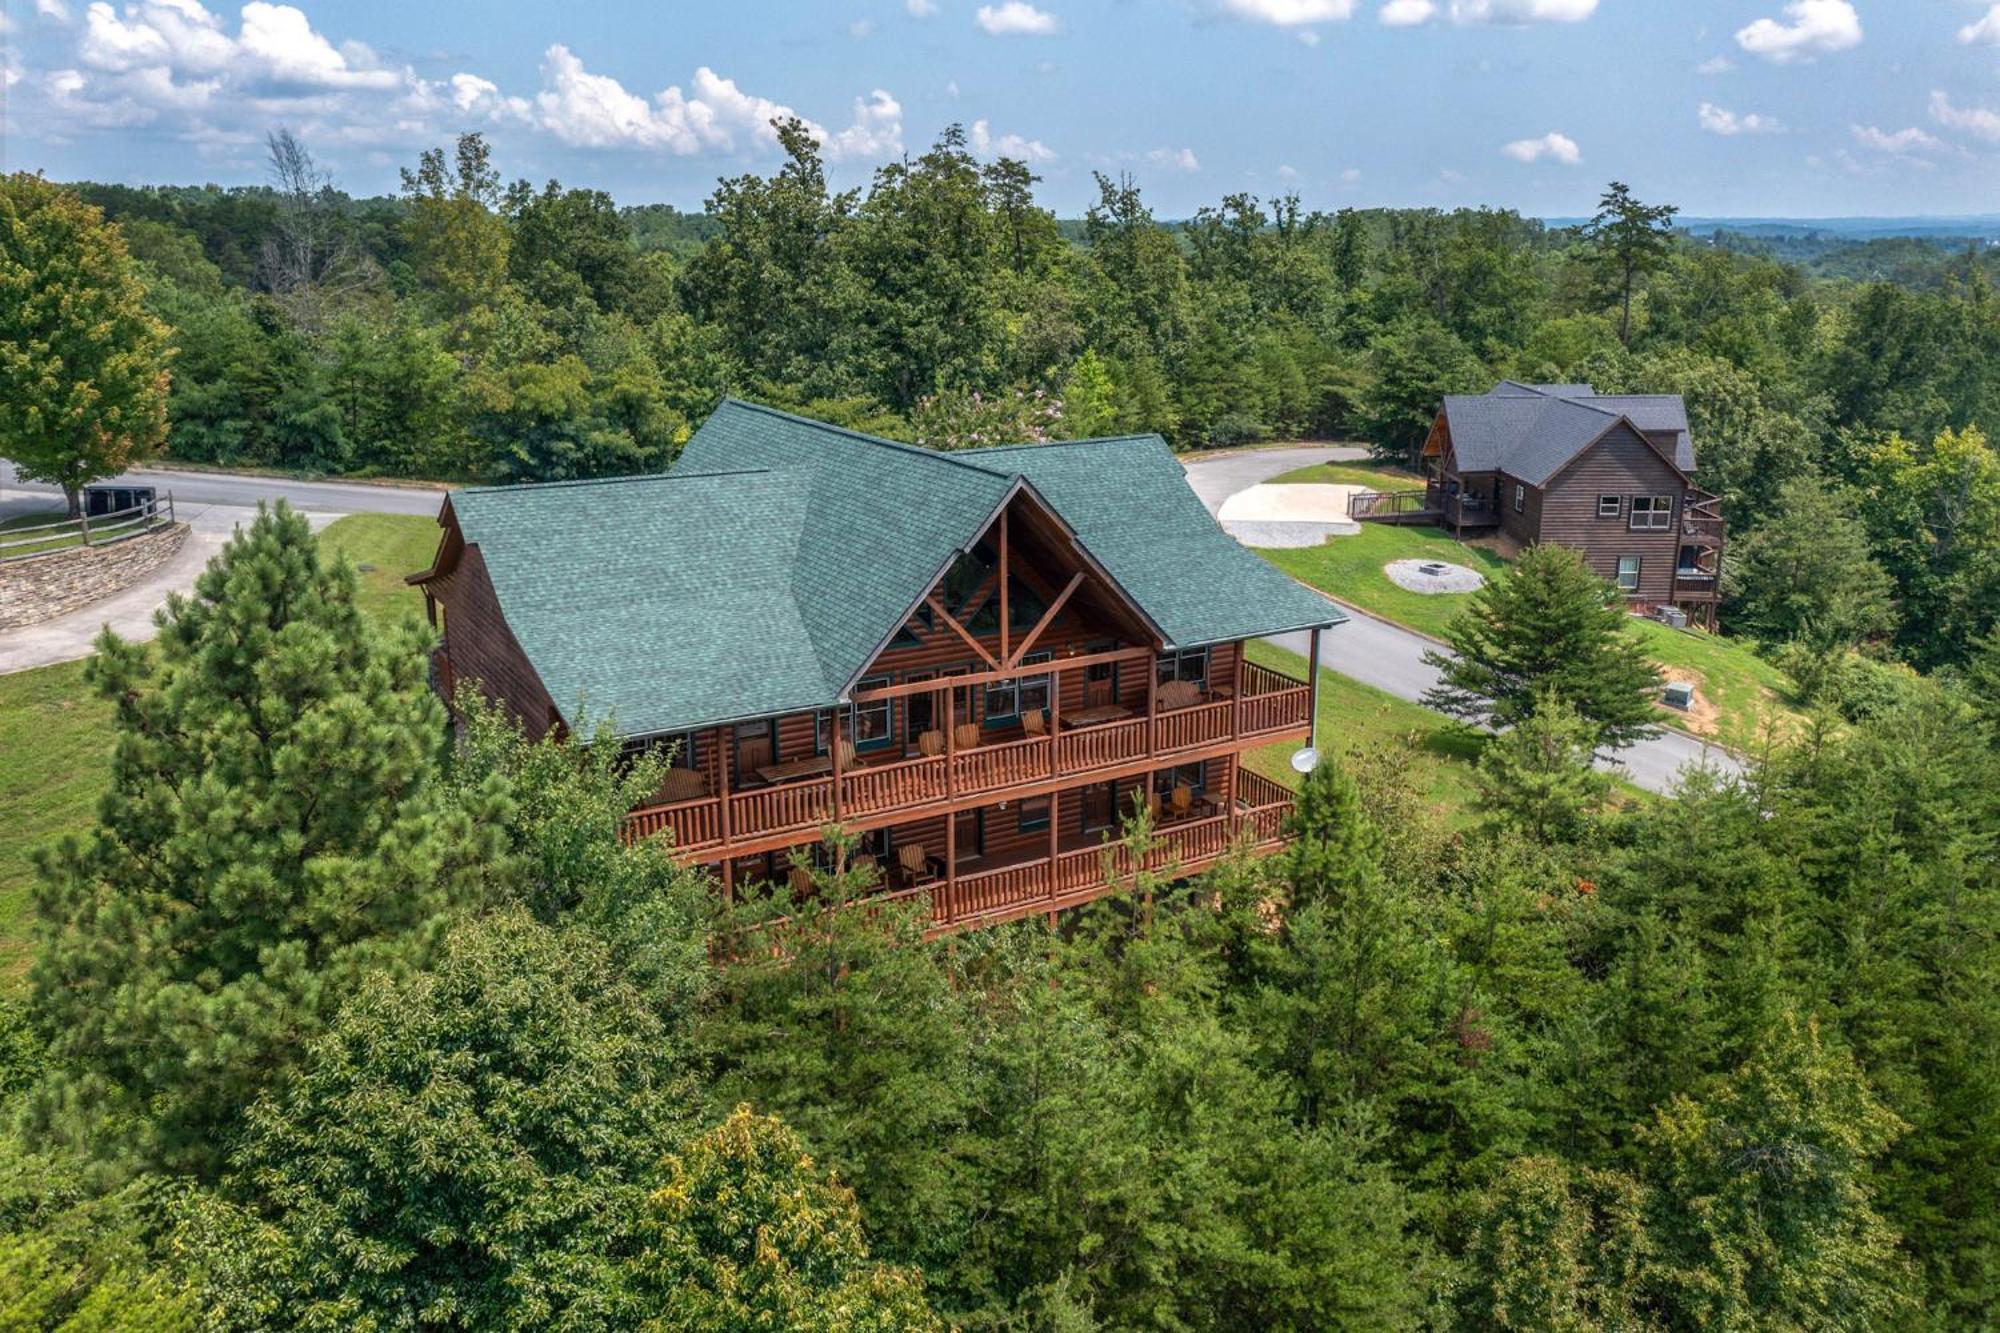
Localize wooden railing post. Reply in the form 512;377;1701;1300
1048;663;1062;777
943;687;956;799
830;713;844;824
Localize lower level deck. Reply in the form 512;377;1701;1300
709;764;1296;935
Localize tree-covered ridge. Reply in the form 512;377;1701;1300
0;508;1994;1329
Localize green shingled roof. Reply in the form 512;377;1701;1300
444;399;1343;738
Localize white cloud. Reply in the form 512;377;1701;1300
1696;54;1735;74
1735;0;1860;64
1959;4;2000;45
1383;0;1593;23
849;18;875;38
1931;88;2000;144
1851;123;1942;154
1146;145;1201;171
1341;166;1362;182
908;0;939;13
35;0;72;20
237;2;398;91
1500;130;1580;164
1217;0;1355;25
975;2;1060;35
970;117;1055;161
1698;102;1781;135
1276;162;1299;179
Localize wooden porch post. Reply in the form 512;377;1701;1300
1232;648;1243;738
944;687;956;799
945;801;957;907
830;711;844;824
998;507;1010;664
1048;662;1062;776
717;729;734;906
1146;653;1158;758
1306;627;1323;757
1047;786;1059;895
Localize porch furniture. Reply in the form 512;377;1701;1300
898;842;938;886
1021;709;1047;737
1170;784;1193;818
852;852;879;879
954;722;981;750
1158;679;1203;711
836;739;857;770
1061;703;1135;728
917;729;945;757
755;754;833;786
787;864;813;895
655;768;708;803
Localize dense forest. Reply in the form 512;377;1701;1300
2;117;1998;1328
53;120;2000;674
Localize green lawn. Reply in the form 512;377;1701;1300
0;509;87;558
1260;522;1512;640
1255;519;1805;753
0;513;440;991
1268;459;1426;489
1243;639;1485;825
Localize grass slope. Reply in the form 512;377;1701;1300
1243;639;1485;824
1256;520;1804;753
0;513;439;990
1268;460;1425;489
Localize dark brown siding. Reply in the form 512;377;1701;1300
1497;472;1539;545
440;544;561;739
1538;422;1685;603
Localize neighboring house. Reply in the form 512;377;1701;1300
408;399;1341;934
1365;382;1726;628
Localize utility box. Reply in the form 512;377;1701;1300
83;484;156;519
1657;605;1689;630
1662;681;1695;711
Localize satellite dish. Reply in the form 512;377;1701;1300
1289;747;1321;775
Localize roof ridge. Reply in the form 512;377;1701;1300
960;433;1166;455
718;398;1019;480
454;467;771;498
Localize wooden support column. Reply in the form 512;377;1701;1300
830;712;844;824
1146;656;1158;758
1048;663;1062;777
1306;627;1323;756
944;687;956;799
717;730;734;906
1047;787;1059;906
1231;649;1243;738
945;801;957;910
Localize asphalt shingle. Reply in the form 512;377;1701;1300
1442;383;1696;484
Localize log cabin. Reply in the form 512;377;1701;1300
1359;382;1725;629
408;399;1344;933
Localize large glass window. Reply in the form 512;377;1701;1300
1156;647;1210;688
1152;761;1207;796
1017;795;1051;834
818;680;896;754
985;652;1053;725
1630;495;1674;531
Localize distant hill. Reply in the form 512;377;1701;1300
1545;214;2000;243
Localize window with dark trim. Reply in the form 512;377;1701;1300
1598;494;1622;518
1018;795;1051;834
1153;760;1207;796
623;731;697;770
1513;483;1526;513
985;652;1053;726
1629;495;1673;531
1615;555;1641;593
817;683;897;754
1156;647;1210;688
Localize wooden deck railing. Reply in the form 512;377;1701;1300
1348;489;1432;521
624;660;1311;853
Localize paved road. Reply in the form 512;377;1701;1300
0;459;444;517
1181;449;1744;795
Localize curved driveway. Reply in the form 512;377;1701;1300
1181;447;1743;796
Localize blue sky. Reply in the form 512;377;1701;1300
5;0;2000;218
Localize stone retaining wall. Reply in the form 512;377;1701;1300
0;524;190;631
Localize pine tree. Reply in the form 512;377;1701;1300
0;173;171;515
1424;543;1663;750
27;503;502;1176
1474;687;1613;844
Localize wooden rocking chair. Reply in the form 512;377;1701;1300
898;842;937;886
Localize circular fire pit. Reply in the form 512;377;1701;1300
1384;558;1486;595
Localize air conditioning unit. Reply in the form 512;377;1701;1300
1662;681;1695;711
1656;605;1688;630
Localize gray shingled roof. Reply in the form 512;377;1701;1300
1442;383;1695;485
443;400;1343;738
